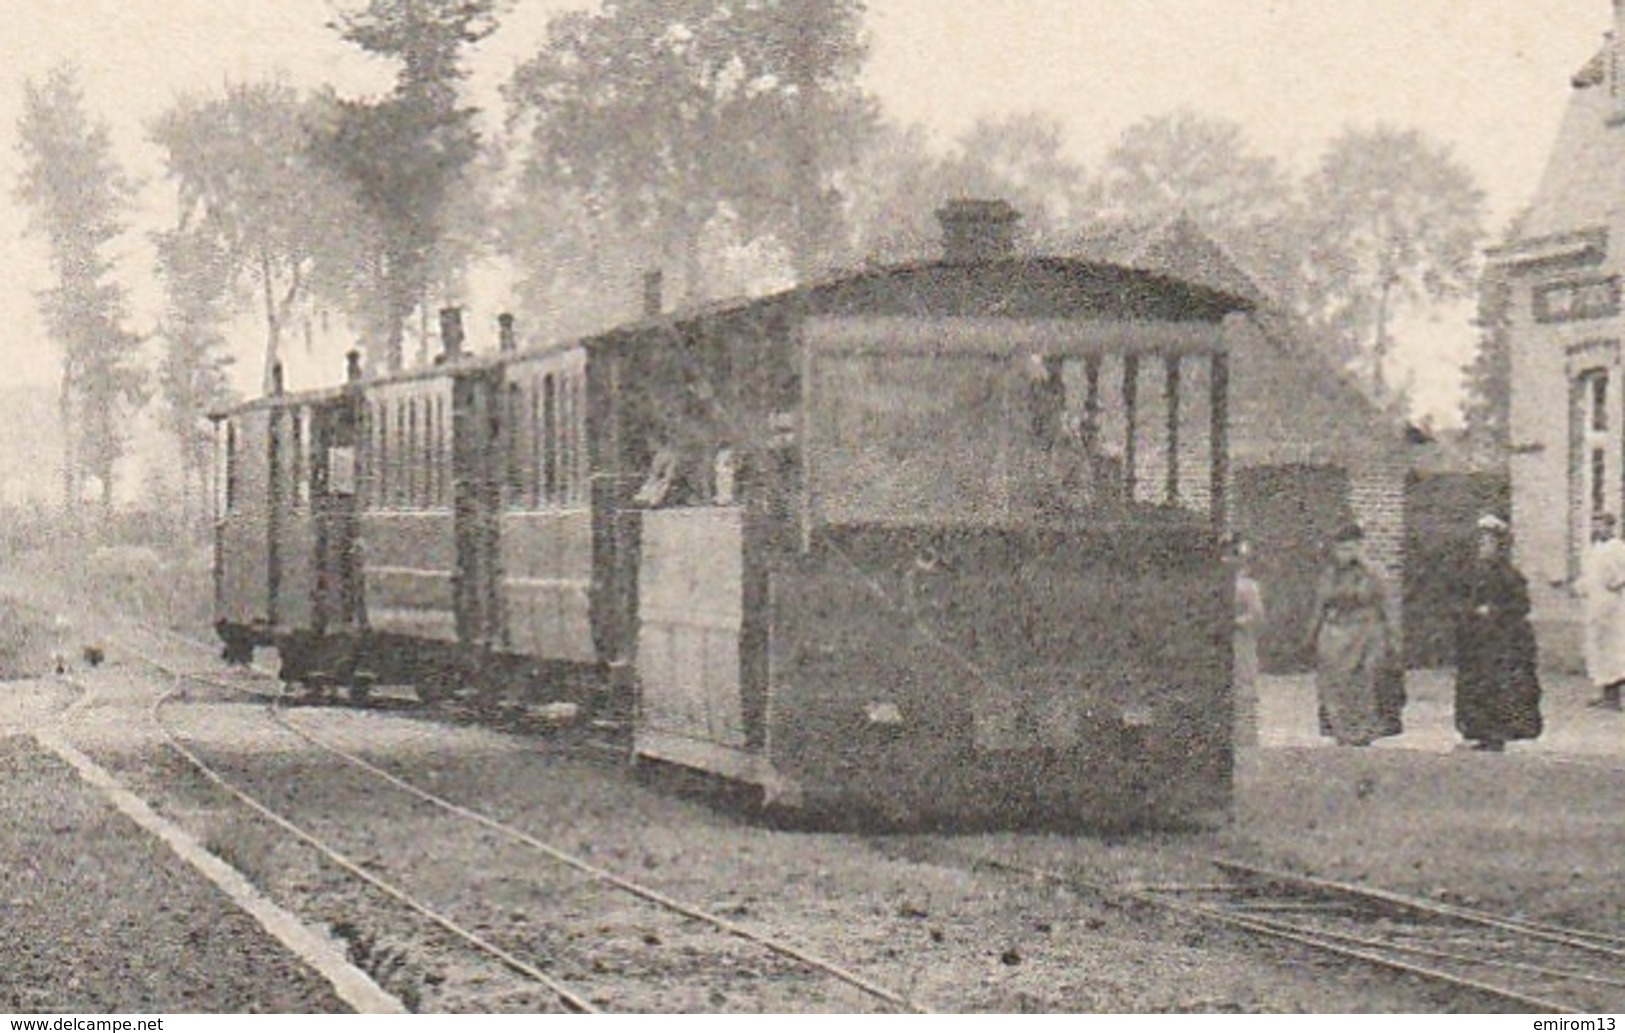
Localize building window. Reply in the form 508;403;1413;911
1574;367;1617;581
1535;277;1621;323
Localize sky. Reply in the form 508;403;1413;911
0;0;1612;424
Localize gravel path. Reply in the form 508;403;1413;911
0;734;349;1013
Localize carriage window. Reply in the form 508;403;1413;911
392;400;406;509
285;409;307;513
528;378;543;508
560;373;576;505
574;375;589;504
424;396;436;508
543;373;559;505
431;395;446;509
557;373;571;505
223;421;238;516
504;382;522;509
408;398;421;508
373;402;385;508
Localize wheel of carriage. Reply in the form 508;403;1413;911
304;672;339;704
415;666;456;705
348;671;377;706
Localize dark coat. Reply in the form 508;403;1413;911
1454;554;1542;743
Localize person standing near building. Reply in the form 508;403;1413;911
1230;535;1265;748
1582;512;1625;710
1453;514;1542;751
1309;523;1402;747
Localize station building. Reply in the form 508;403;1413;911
1485;1;1625;666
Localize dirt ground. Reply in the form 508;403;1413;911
6;543;1625;1012
0;734;347;1012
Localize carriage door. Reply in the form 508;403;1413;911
313;395;361;633
453;368;503;651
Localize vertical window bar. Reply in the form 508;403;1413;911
529;378;542;508
408;399;419;508
543;373;558;505
1122;354;1139;500
1210;351;1230;533
1165;355;1181;506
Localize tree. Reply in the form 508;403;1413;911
313;0;501;373
150;81;361;393
1299;126;1487;399
504;0;877;301
14;65;146;519
1462;214;1527;467
153;226;237;530
1094;110;1302;304
837;114;1091;264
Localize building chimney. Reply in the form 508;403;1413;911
498;313;517;353
1613;0;1625;112
937;198;1022;262
270;361;285;396
439;307;465;362
345;350;363;384
643;270;664;318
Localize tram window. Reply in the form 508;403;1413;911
543;373;559;505
528;377;542;508
223;421;238;516
409;398;421;508
503;382;521;509
433;395;446;508
1132;357;1168;507
286;410;305;512
369;403;382;508
392;400;406;509
425;396;436;508
574;375;588;504
810;347;1218;528
560;372;575;505
557;373;571;504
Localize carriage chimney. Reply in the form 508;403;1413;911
937;198;1022;262
498;313;517;353
439;307;464;362
643;270;664;317
345;350;362;383
270;361;285;395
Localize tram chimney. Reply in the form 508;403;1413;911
439;307;465;362
937;198;1022;262
270;361;285;396
498;313;517;353
643;270;664;317
345;350;363;383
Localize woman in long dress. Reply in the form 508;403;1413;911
1453;513;1542;752
1309;523;1401;747
1231;536;1265;748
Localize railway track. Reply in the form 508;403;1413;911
970;852;1624;1013
111;625;922;1013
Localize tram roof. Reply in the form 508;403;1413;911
212;254;1253;417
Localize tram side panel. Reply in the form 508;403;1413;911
357;378;461;688
214;408;274;657
763;530;1232;826
270;403;318;640
496;351;599;697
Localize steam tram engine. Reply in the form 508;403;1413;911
213;202;1251;826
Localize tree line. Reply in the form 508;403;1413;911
14;0;1504;528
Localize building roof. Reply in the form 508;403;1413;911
1520;56;1625;242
